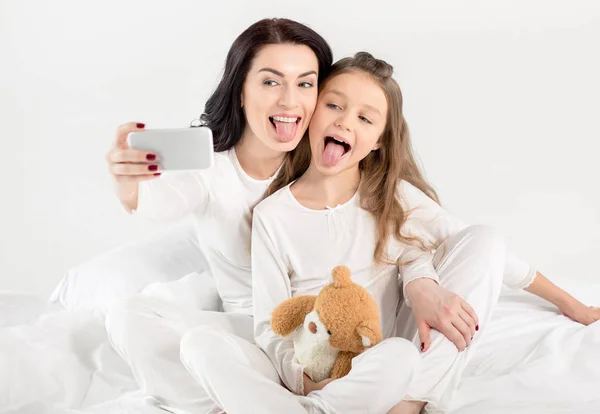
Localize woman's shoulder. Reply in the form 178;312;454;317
198;149;239;179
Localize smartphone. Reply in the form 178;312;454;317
127;127;214;171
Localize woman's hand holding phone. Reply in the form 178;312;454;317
106;122;161;212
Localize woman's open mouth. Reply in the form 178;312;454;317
269;115;301;143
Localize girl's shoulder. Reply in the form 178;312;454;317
253;184;293;217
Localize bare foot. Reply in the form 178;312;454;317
387;400;426;414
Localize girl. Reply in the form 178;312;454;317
104;18;333;413
179;52;600;414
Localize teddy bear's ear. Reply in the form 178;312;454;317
271;295;317;337
331;265;352;288
356;320;382;349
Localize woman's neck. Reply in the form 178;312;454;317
235;131;286;180
292;163;361;209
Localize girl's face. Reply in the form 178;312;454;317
308;71;388;175
241;44;319;153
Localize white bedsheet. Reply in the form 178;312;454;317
448;279;600;413
1;294;138;414
2;278;599;414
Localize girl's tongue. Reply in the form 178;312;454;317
273;120;298;143
322;140;346;167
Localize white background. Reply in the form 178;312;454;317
1;0;599;297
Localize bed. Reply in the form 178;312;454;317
2;222;599;414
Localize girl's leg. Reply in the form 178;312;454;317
306;337;421;414
395;225;506;412
181;327;421;414
105;294;253;413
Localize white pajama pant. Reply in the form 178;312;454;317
105;279;253;414
395;224;506;413
180;327;420;414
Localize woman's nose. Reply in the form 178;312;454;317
278;86;298;109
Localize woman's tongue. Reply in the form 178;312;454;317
273;120;298;143
322;140;346;167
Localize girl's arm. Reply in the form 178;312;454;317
525;271;600;325
251;211;306;396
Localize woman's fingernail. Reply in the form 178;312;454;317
148;165;158;171
421;343;425;352
136;123;145;128
146;154;156;161
476;325;479;331
153;173;161;176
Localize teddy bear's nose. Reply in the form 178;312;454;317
308;321;317;334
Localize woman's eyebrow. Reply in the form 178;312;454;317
258;68;317;78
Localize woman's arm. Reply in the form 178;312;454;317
251;211;306;396
135;171;210;221
525;271;600;325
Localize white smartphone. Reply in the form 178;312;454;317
127;127;214;171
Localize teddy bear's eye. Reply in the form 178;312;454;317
327;330;332;335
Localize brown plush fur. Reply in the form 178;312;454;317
330;351;355;379
270;265;382;379
271;296;317;337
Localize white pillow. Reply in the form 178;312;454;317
49;222;216;315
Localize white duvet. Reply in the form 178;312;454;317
2;279;599;414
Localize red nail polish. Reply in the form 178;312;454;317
148;165;158;171
146;154;156;161
421;343;425;351
136;123;145;128
153;173;161;176
476;325;479;331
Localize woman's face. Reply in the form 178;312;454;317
307;71;388;175
241;43;319;153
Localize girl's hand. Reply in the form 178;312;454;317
106;122;162;211
405;278;479;352
302;374;334;395
560;301;600;326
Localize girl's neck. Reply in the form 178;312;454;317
292;162;361;209
235;130;286;180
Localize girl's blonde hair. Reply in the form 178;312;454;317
266;52;440;263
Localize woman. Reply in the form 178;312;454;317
104;18;333;413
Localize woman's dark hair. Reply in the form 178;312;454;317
198;18;333;152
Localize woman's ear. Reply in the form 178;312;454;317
271;295;317;337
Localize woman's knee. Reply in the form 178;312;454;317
180;326;227;377
105;295;166;357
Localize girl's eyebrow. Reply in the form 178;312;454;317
326;89;382;116
258;68;317;78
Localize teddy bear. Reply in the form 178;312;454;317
270;265;382;382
